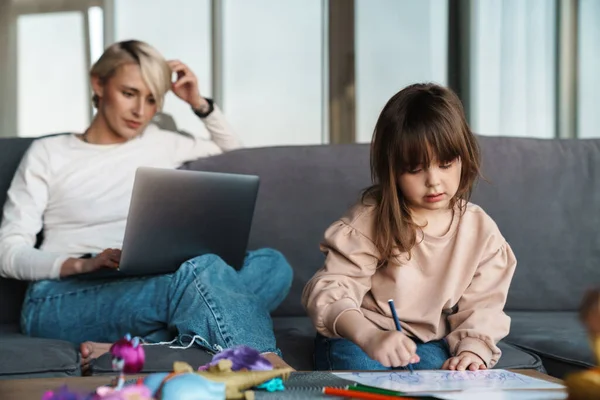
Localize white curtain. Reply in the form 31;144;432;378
17;12;90;137
470;0;556;138
222;0;325;147
355;0;448;143
578;0;600;138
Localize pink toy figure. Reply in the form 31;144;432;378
110;334;145;390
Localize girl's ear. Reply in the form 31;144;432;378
91;74;104;101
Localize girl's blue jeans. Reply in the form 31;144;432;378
314;333;450;370
20;249;293;355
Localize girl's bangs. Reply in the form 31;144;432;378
396;122;462;173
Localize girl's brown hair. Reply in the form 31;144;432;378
363;83;481;266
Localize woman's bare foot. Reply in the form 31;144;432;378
261;353;295;370
80;341;112;375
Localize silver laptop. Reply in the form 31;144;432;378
81;167;259;278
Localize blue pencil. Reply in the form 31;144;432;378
387;299;415;373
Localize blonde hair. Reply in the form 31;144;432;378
90;40;171;110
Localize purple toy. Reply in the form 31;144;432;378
41;385;89;400
198;345;272;372
110;334;145;390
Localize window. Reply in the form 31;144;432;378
17;12;89;137
578;0;600;138
355;0;448;142
222;0;325;147
470;0;556;138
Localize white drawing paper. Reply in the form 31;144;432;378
436;389;567;400
333;369;564;393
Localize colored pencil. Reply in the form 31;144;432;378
349;384;442;400
349;383;409;396
388;298;415;373
323;386;416;399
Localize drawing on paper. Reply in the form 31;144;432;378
333;369;564;393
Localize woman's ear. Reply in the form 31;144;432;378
91;74;104;101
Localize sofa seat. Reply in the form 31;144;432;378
92;317;317;374
506;311;593;378
91;343;214;375
0;324;80;379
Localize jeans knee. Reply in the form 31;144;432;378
246;248;284;262
178;254;228;277
246;249;293;283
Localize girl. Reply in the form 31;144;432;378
0;40;292;371
302;83;517;372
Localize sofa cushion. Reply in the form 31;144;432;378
472;136;600;311
0;279;28;325
92;318;320;374
506;311;594;376
274;317;317;371
91;344;214;375
272;316;543;372
0;324;80;379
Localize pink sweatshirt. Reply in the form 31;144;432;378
301;201;517;368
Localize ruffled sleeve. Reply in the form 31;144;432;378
446;241;517;367
301;218;379;337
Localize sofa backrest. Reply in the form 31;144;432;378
471;136;600;311
1;135;599;324
184;144;372;317
185;137;600;314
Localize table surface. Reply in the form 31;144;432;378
0;369;566;400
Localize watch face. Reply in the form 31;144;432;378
194;98;214;117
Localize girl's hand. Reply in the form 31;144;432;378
168;60;207;111
360;330;420;368
442;351;487;371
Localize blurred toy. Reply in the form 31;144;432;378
93;384;153;400
143;370;226;400
255;378;285;392
198;345;272;372
194;359;292;399
43;344;291;400
41;386;90;400
144;359;292;400
564;289;600;399
580;288;600;363
110;334;145;390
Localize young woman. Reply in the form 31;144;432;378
0;40;292;371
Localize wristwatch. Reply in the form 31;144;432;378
192;98;215;118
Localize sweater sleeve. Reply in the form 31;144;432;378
0;141;69;280
301;219;379;337
445;241;517;368
171;104;242;164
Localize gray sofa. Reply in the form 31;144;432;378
0;134;596;379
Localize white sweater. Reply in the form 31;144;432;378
0;107;241;280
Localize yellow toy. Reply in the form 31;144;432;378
168;359;293;400
565;289;600;399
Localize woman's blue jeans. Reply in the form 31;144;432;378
20;249;293;355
